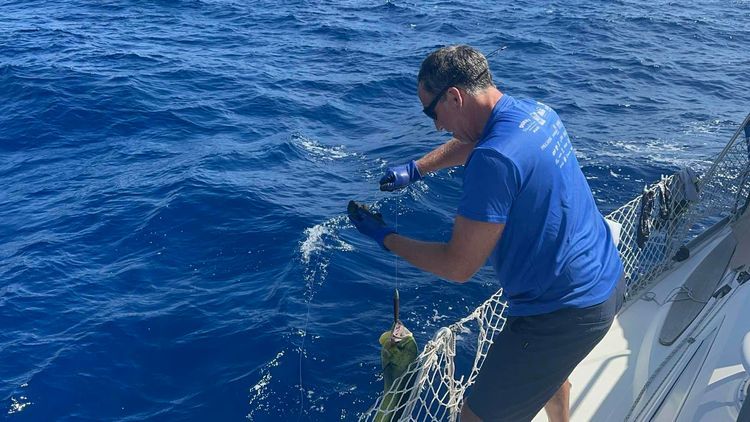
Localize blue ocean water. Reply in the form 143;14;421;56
1;0;748;420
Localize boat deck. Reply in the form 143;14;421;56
533;213;750;421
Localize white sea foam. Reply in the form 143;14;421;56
300;216;353;266
299;217;353;304
594;138;707;169
294;135;355;161
247;350;285;420
7;396;31;415
300;225;328;265
682;119;723;135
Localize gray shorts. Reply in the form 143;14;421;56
466;276;626;421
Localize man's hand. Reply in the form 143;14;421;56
347;201;396;250
379;160;422;191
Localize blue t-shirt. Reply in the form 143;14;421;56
458;94;623;316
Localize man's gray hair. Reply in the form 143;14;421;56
417;45;494;95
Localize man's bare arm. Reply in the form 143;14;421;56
383;215;504;283
415;138;474;175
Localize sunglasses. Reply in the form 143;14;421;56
422;67;489;121
422;85;452;120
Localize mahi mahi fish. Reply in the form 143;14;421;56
375;290;418;422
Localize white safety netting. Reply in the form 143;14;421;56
361;288;507;422
610;113;750;298
360;114;750;422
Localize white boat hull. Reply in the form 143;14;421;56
534;215;750;421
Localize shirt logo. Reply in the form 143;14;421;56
519;104;550;133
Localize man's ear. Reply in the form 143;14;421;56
447;86;463;109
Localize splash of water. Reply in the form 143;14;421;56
293;134;357;161
7;396;31;415
299;216;353;300
247;350;285;420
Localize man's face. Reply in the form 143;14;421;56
418;83;469;142
421;84;449;120
419;84;451;132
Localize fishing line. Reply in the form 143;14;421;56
395;200;399;291
298;296;310;420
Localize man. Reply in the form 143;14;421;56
348;45;624;422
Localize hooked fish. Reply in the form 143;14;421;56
375;290;418;422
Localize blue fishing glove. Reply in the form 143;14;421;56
347;201;396;250
379;160;422;192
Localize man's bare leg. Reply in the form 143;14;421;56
543;379;571;422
